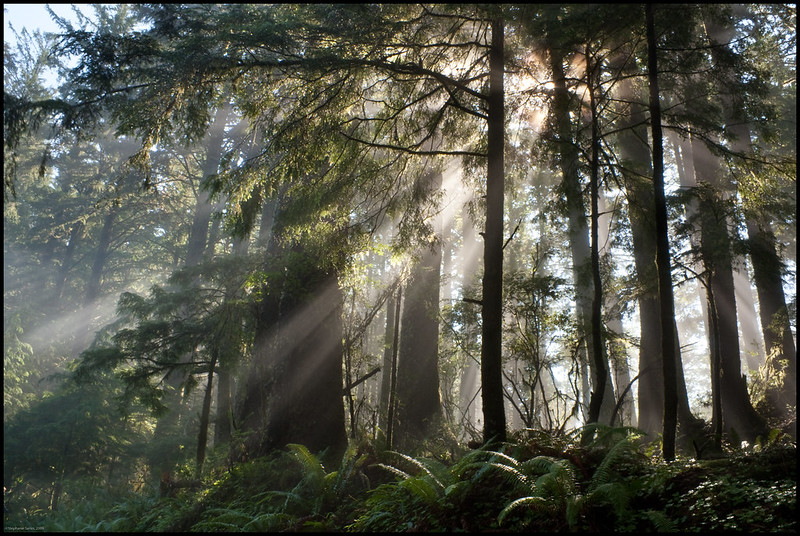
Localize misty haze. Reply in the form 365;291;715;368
4;4;796;532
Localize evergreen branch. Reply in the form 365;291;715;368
338;129;486;158
342;367;381;394
502;218;522;250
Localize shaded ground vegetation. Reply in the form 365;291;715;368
4;426;795;532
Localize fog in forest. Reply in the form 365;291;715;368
4;4;796;532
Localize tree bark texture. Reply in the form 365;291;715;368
379;287;396;432
727;121;795;436
55;221;84;301
214;366;233;446
196;345;218;472
614;64;663;437
548;41;616;426
646;4;678;462
480;16;507;445
395;173;444;447
748;215;797;428
262;249;348;463
691;135;768;443
586;48;609;428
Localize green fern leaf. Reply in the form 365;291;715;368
589;436;636;492
585;481;630;518
398;476;440;504
286;443;326;480
520;455;559;476
376;462;412;480
243;512;295;531
498;495;547;525
643;508;676;532
484;461;530;492
389;451;446;489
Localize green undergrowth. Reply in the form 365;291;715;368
9;425;795;532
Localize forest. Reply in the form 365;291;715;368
3;4;796;532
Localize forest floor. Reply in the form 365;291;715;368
5;427;797;532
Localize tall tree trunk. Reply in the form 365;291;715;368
386;285;402;450
457;204;482;439
699;4;774;442
705;280;724;448
74;205;117;357
215;235;252;447
55;221;84;301
262;249;348;463
691;135;768;443
379;283;397;432
614;69;663;437
395;173;444;447
597;187;636;428
344;291;358;439
215;366;233;446
606;313;636;427
727;119;795;436
151;105;229;480
733;265;766;371
480;16;507;445
548;42;615;427
186;104;230;266
612;49;703;449
585;45;609;429
646;4;679;461
196;345;218;473
548;43;592;421
236;210;286;441
184;188;214;267
747;214;797;433
85;208;116;306
203;200;225;262
232;194;280;446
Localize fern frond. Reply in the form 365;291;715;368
335;448;367;491
520;455;559;476
193;507;254;531
376;462;412;480
193;520;245;531
585;481;630;518
484;448;522;467
242;512;296;531
589;435;637;492
469;449;521;483
483;461;530;492
351;510;396;532
286;443;326;480
443;480;470;500
259;489;304;511
398;475;440;504
323;470;340;487
450;444;505;479
534;459;577;498
414;457;452;490
643;508;676;532
389;450;425;469
498;495;548;525
389;451;445;488
565;495;582;530
253;489;288;508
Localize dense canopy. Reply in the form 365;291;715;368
3;4;796;532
